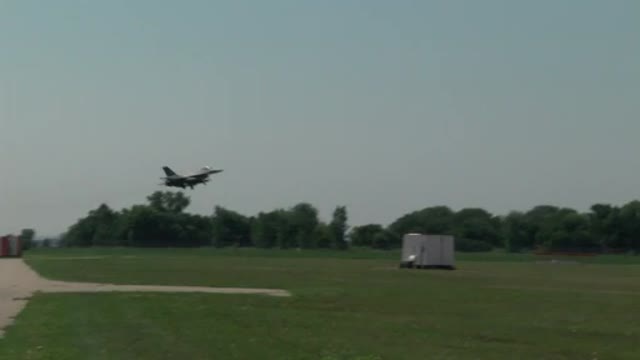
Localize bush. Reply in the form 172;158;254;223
455;238;493;252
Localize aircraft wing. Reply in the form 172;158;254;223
185;169;223;179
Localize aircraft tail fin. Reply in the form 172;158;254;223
162;166;177;176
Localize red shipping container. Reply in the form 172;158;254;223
15;237;22;257
0;237;9;257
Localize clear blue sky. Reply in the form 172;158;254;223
1;1;638;237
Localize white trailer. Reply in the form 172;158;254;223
400;233;455;269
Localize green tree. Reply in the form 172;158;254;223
20;228;36;251
589;204;622;249
211;206;252;247
452;208;502;247
62;216;95;247
90;204;119;245
329;206;348;249
251;210;290;248
525;205;561;248
313;222;333;248
372;230;397;250
619;201;640;252
147;191;191;213
502;211;531;252
288;203;320;248
61;204;121;247
349;224;385;247
122;205;164;246
178;213;214;247
389;206;454;238
534;209;596;251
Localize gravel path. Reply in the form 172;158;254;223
0;259;290;337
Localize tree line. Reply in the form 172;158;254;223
59;191;640;253
61;191;348;249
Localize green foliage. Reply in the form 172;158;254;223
389;206;454;236
58;190;640;254
502;211;530;252
249;204;332;249
329;206;348;249
19;228;36;251
250;209;291;248
590;204;622;249
349;224;385;247
62;194;210;248
455;238;494;252
371;230;397;250
146;191;190;213
89;204;119;246
211;206;251;247
619;200;640;252
313;222;332;249
289;203;320;248
452;208;503;246
349;224;398;250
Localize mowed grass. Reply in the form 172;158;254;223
0;249;639;359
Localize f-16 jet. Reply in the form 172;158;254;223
160;165;223;189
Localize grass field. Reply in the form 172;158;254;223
1;248;640;359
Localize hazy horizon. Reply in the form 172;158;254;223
2;1;639;237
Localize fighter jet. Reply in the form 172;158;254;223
160;165;223;189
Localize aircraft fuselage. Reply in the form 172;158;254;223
160;166;222;189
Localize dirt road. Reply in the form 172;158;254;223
0;259;290;337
